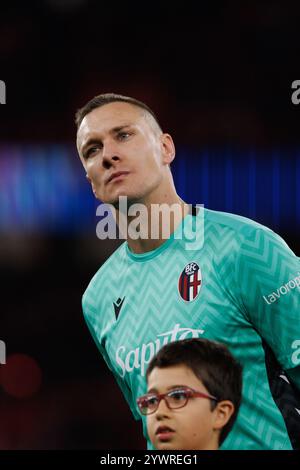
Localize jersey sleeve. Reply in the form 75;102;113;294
82;297;140;421
235;227;300;381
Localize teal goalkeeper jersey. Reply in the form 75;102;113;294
82;207;300;450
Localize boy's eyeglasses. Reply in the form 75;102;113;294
136;386;218;415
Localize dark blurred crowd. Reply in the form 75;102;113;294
0;1;299;145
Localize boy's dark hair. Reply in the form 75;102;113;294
146;338;243;446
75;92;162;130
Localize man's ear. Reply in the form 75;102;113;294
160;133;175;166
213;401;235;431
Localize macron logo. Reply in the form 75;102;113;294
113;297;125;320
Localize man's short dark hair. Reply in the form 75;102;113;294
75;92;162;131
146;338;243;446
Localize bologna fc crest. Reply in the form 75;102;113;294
178;262;202;302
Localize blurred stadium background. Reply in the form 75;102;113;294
0;0;299;449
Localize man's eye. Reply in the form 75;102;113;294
85;146;100;158
118;132;131;140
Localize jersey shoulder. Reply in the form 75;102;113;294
202;207;287;260
204;207;273;238
203;208;298;270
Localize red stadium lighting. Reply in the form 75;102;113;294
0;354;42;399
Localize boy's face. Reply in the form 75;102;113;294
146;364;220;450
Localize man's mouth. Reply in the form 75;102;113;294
107;171;130;184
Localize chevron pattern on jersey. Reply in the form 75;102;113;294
83;208;300;450
234;226;300;368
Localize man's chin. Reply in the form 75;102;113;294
105;194;144;209
100;194;125;208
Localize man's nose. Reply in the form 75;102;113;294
102;141;121;168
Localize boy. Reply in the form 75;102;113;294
137;338;242;450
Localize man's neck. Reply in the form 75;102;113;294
116;195;190;254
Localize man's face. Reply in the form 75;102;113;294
146;365;219;450
76;102;174;206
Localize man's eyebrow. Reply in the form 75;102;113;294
110;124;133;133
81;124;133;155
